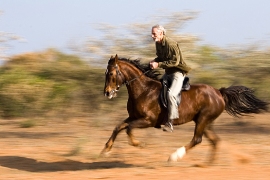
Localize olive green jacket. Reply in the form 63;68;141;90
154;36;191;74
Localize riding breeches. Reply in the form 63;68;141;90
163;71;185;120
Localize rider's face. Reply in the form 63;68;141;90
151;28;163;43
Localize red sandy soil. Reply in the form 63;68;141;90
0;113;270;180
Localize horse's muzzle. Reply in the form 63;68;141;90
105;89;118;99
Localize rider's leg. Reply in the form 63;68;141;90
164;71;185;132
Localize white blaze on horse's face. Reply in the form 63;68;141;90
104;66;118;99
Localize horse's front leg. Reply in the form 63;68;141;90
126;118;152;147
100;121;128;156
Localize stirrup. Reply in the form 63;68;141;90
163;122;173;132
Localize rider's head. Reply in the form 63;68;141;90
151;25;166;43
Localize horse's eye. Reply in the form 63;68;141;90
109;72;113;76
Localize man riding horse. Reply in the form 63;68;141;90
150;25;191;132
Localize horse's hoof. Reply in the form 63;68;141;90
168;146;186;162
168;152;178;162
128;140;145;148
193;163;208;168
138;142;146;148
99;150;112;158
130;141;146;148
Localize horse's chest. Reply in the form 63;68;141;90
127;99;144;111
127;95;159;117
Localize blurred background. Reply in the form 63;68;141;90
0;0;269;120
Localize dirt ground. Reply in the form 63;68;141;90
0;112;270;180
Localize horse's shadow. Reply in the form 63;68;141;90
0;156;135;172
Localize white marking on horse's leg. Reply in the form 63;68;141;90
168;146;186;162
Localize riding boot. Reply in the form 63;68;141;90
163;119;174;132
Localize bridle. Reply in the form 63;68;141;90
105;64;125;90
105;63;150;90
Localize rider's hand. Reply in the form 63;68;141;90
150;61;158;69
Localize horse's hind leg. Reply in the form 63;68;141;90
204;124;220;164
100;121;128;156
168;116;211;162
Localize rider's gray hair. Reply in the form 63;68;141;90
152;24;166;35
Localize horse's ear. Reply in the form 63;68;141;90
113;54;118;65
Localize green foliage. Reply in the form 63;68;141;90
0;46;268;119
0;49;106;118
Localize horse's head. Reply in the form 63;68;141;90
104;54;126;99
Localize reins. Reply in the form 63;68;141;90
106;64;151;89
125;69;151;85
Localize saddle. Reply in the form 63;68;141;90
159;76;190;109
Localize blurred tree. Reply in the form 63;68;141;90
78;10;269;100
79;11;200;68
0;49;107;118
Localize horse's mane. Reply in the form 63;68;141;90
118;57;161;80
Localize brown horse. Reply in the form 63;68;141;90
101;55;268;163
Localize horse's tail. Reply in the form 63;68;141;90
219;85;269;117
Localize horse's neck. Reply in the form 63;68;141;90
126;77;145;92
121;64;153;98
129;76;161;100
